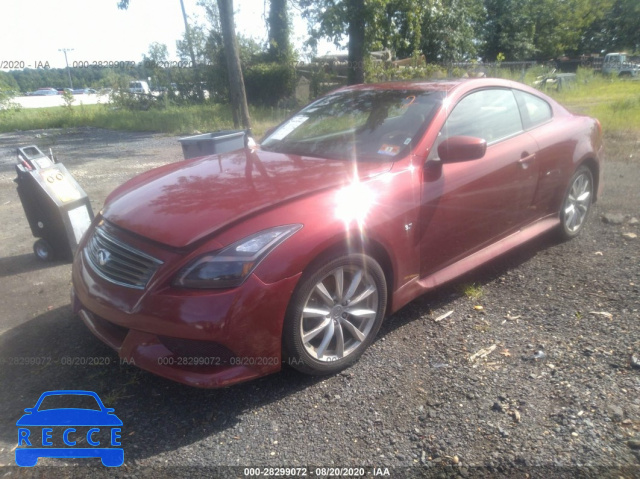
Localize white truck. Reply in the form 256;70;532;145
602;53;640;77
128;80;150;94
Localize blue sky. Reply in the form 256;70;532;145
1;0;340;71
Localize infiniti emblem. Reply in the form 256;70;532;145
97;249;111;266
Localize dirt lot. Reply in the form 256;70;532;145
0;127;638;477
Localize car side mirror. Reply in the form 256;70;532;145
438;136;487;163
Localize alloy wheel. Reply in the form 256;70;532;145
563;169;592;234
300;264;379;361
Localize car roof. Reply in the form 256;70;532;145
333;77;529;94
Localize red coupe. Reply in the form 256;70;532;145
71;78;604;387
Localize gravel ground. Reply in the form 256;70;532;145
0;127;638;478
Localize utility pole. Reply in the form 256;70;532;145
217;0;251;130
59;48;74;89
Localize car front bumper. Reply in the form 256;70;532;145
71;249;301;388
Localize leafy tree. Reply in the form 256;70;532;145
421;0;484;62
0;71;20;91
482;0;535;61
0;71;21;111
372;0;423;59
580;0;640;53
176;25;209;64
61;90;76;110
268;0;292;61
147;42;169;63
118;0;250;124
143;42;170;89
611;0;640;51
301;0;373;84
529;0;612;59
482;0;614;61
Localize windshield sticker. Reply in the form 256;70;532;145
269;116;309;140
401;95;416;108
378;144;401;156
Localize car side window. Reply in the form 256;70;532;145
513;90;552;129
441;89;524;145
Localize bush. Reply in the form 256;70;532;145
243;62;296;106
0;89;20;112
365;59;447;83
109;90;167;111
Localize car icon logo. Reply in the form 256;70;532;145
15;390;123;467
97;249;111;266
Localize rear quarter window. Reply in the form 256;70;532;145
514;90;552;129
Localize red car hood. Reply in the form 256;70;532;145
102;147;392;248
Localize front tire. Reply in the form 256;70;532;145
283;254;387;375
559;165;593;240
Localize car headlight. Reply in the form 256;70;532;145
173;224;303;289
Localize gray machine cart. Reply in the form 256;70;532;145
14;145;94;262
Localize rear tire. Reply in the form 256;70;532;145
283;254;387;375
558;165;593;240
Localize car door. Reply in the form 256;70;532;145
419;88;540;276
512;88;565;216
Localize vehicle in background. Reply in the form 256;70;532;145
31;88;58;96
72;88;96;95
602;53;640;77
128;80;150;94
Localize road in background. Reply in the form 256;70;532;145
14;94;110;109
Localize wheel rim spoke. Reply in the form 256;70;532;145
303;316;332;343
577;191;590;203
303;307;330;318
348;284;376;306
340;317;366;342
345;308;377;318
334;322;345;358
343;270;362;303
333;268;344;301
565;204;575;218
315;282;334;306
316;320;335;359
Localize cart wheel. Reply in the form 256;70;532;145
33;239;54;262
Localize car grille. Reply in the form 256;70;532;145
84;227;163;289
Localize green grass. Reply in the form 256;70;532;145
544;74;640;133
2;72;639;137
0;102;291;138
461;283;484;300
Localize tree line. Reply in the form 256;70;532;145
2;0;638;125
303;0;638;83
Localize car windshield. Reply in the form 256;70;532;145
261;89;445;161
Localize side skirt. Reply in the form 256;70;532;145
390;216;560;313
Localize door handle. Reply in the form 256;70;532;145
518;152;535;169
